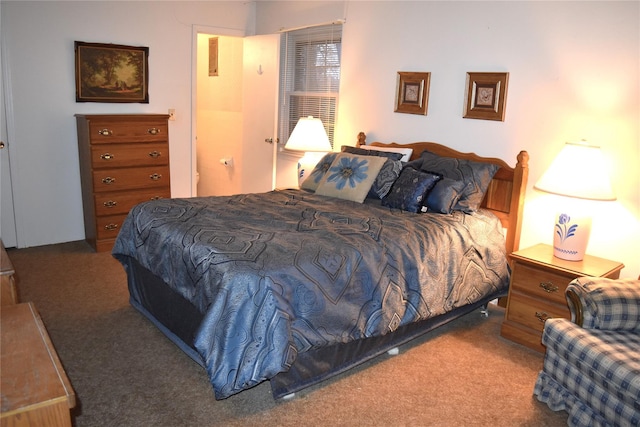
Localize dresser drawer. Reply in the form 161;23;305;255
92;166;170;193
506;291;570;333
89;120;168;144
91;143;169;169
510;262;571;305
96;214;129;240
94;189;171;216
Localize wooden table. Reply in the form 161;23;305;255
1;302;76;427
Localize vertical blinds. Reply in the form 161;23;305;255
279;23;342;148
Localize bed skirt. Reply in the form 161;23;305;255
120;254;507;399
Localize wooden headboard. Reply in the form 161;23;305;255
356;132;529;256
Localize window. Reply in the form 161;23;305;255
278;23;342;149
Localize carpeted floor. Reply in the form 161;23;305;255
5;240;569;426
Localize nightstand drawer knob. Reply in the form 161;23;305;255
98;129;113;136
101;177;116;185
539;282;559;293
148;151;161;158
149;173;162;181
147;128;160;135
535;311;550;323
100;153;114;161
103;200;117;208
104;223;119;231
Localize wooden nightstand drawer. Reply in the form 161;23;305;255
505;291;570;333
500;243;624;353
511;263;570;305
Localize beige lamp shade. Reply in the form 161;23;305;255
284;116;332;153
534;141;616;201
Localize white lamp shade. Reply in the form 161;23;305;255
534;141;616;201
284;116;332;152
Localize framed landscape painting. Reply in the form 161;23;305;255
75;41;149;103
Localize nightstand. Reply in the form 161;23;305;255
500;243;624;352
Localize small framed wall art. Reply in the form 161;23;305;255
395;72;431;115
209;37;219;76
75;41;149;103
463;72;509;121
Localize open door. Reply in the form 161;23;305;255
1;40;18;248
240;34;280;193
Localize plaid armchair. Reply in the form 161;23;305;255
533;277;640;427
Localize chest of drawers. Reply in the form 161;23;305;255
500;243;624;352
76;114;171;252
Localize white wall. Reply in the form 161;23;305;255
256;1;640;279
1;1;253;248
2;1;638;278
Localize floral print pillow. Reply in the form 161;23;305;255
300;153;338;192
315;153;387;203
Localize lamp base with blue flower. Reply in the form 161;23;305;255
552;212;592;261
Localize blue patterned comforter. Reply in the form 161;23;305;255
113;189;509;399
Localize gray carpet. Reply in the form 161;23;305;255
6;240;568;426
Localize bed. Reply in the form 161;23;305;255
112;134;529;400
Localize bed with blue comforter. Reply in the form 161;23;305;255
112;139;529;400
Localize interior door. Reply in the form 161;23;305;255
1;40;18;248
240;34;280;193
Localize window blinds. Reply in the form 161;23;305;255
278;23;342;148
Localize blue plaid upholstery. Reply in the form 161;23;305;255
534;277;640;427
571;277;640;331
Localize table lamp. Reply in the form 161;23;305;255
534;140;616;261
284;116;332;186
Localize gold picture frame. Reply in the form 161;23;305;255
463;72;509;121
395;72;430;115
75;41;149;103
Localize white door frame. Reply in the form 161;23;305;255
190;25;245;197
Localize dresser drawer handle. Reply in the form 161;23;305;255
147;128;160;135
148;151;161;158
535;311;550;323
150;196;162;200
101;177;116;185
103;200;117;208
149;173;162;181
539;282;559;293
100;153;114;161
104;223;119;231
98;129;113;136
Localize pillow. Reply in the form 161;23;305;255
425;177;468;214
363;145;413;162
315;153;387;203
381;168;441;213
368;158;403;199
418;151;499;213
300;152;338;192
341;145;403;161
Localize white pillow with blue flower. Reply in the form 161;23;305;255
300;153;339;192
314;153;387;203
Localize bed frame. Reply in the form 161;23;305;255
123;135;529;400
